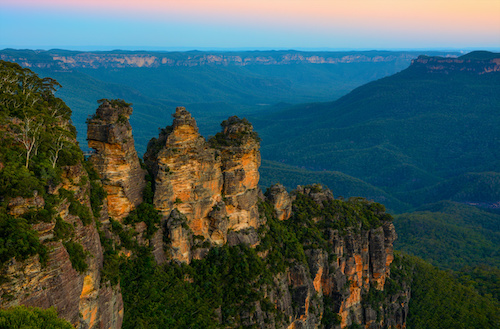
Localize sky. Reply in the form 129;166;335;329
0;0;499;50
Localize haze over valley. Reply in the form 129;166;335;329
0;0;499;328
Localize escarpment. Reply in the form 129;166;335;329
0;60;123;329
261;185;408;328
0;163;124;329
140;108;408;328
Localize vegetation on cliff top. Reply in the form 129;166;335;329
0;61;91;274
116;190;397;328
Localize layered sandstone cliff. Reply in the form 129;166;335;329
87;100;146;221
411;53;500;74
0;151;123;329
262;185;409;329
1;50;423;70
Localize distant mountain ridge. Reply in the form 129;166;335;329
0;49;457;70
411;53;500;74
255;51;500;277
255;51;500;209
1;48;459;155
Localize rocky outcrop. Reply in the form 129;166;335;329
144;107;262;263
312;222;401;328
281;186;407;329
216;116;262;231
411;53;500;74
0;163;123;329
1;50;430;70
144;107;224;263
87;100;146;221
266;183;292;221
0;76;408;329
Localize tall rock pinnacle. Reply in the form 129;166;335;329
87;99;146;220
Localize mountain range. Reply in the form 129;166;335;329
0;49;459;153
0;50;499;328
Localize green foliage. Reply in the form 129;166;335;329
0;162;44;198
0;61;70;120
120;244;279;329
89;180;106;219
321;296;342;326
257;60;500;202
83;160;106;219
99;231;123;286
120;249;219;329
0;306;74;329
97;98;132;108
20;196;57;225
259;160;409;213
0;213;47;267
142;181;154;205
208;117;260;149
394;201;500;270
453;265;500;301
59;188;92;225
123;203;161;239
405;254;500;329
109;218;139;251
53;217;75;241
286;191;391;250
63;241;88;273
56;143;83;167
411;172;500;206
256;201;307;272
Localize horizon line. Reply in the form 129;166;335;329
2;46;500;53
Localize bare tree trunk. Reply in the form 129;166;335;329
50;134;64;168
16;117;41;169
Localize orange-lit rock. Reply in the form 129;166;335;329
217;116;262;231
144;108;262;263
265;184;292;221
272;186;407;329
87;100;146;221
0;153;123;329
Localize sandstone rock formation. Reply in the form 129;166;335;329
1;92;408;329
144;107;262;263
0;163;123;329
281;185;407;329
216;116;262;231
266;183;292;221
411;54;500;74
87;99;146;221
1;50;422;70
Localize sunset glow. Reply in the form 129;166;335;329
1;0;499;49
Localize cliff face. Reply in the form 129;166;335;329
144;108;262;263
217;116;262;231
0;143;123;329
138;108;407;328
0;59;125;328
262;186;409;329
0;50;424;70
411;54;500;74
87;100;146;221
0;95;408;328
